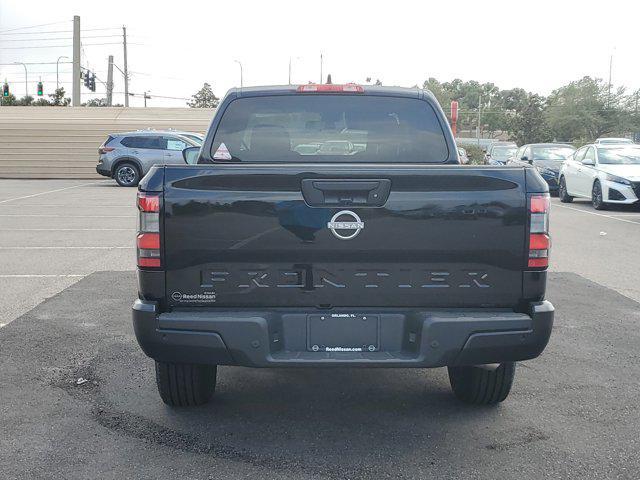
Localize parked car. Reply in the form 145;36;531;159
173;131;204;145
559;144;640;209
96;131;201;186
132;84;554;408
593;137;633;145
457;147;470;164
508;143;576;194
485;142;517;165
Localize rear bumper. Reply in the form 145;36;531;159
132;302;554;368
96;165;111;177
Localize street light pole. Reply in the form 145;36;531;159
234;60;243;88
288;56;300;85
477;94;482;147
13;62;28;97
56;56;69;90
123;26;129;107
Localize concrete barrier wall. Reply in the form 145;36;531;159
0;107;216;179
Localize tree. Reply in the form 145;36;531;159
16;95;34;106
510;94;551;145
545;76;630;142
49;87;71;106
84;98;109;107
187;83;219;108
0;93;17;106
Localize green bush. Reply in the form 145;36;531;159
462;144;486;164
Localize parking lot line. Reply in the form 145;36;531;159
0;228;134;231
0;246;134;250
0;204;133;208
553;204;640;225
0;182;102;204
0;214;135;218
0;274;85;278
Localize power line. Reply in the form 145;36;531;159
2;34;125;42
0;20;71;34
81;27;122;32
0;61;72;66
0;42;142;50
0;29;72;36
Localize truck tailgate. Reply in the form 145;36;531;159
162;165;527;308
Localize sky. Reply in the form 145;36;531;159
1;0;639;107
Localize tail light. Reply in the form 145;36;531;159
296;83;364;93
98;146;114;154
137;192;161;268
528;194;550;268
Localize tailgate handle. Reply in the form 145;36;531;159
301;179;391;207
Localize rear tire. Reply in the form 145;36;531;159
559;176;573;203
592;180;607;210
114;162;141;187
448;362;516;405
155;362;217;407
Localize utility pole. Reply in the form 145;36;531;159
106;55;114;106
234;60;243;88
143;91;150;107
320;53;323;83
123;26;129;107
72;15;81;106
607;53;613;107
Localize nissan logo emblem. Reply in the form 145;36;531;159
327;210;364;240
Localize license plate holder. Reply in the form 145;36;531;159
307;314;379;352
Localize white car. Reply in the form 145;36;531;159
593;137;633;145
559;144;640;209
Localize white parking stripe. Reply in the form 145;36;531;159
0;182;103;204
0;274;85;278
0;228;134;231
554;204;640;225
0;246;134;250
0;204;133;208
0;214;135;218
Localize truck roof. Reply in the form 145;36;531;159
230;84;426;99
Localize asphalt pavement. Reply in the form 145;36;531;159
1;180;639;479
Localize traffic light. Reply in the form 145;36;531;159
37;81;43;96
89;74;96;92
83;71;91;89
2;82;8;97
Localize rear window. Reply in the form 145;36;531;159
121;136;162;149
208;95;449;163
531;146;575;161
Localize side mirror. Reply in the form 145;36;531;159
182;146;200;165
521;156;531;163
582;158;595;166
486;153;491;158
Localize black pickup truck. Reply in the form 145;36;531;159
133;84;554;407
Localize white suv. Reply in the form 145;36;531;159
558;144;640;209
